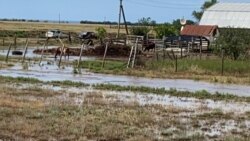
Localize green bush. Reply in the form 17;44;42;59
130;26;150;37
154;23;178;39
95;27;107;45
214;28;250;60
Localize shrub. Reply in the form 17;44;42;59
95;27;107;45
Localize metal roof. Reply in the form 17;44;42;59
200;3;250;28
181;25;218;37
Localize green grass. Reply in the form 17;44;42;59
145;58;250;76
0;76;42;83
50;80;90;87
93;84;250;102
76;59;250;76
76;60;126;74
75;59;250;85
0;75;249;102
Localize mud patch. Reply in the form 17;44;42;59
33;44;131;57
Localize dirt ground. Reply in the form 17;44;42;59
33;44;132;57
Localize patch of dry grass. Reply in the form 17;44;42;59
0;21;120;33
0;83;249;140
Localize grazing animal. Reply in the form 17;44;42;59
54;46;70;60
143;40;155;52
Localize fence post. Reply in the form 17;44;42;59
58;38;66;68
78;44;85;68
199;37;202;60
58;45;65;68
156;51;159;61
22;39;29;64
127;45;134;68
14;34;17;49
5;43;12;63
171;49;176;60
68;32;72;44
131;38;138;68
39;38;49;65
163;38;166;60
2;38;4;46
102;42;109;68
175;55;178;72
221;49;224;76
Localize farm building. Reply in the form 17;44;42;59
200;3;250;28
164;25;219;51
181;25;219;42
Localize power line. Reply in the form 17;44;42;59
126;0;200;9
137;0;201;7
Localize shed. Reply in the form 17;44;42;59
181;25;219;42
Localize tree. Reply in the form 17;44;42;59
193;0;217;21
137;17;156;26
153;19;195;39
130;17;154;37
154;23;178;39
214;28;250;60
95;27;107;45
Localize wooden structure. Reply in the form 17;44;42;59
117;0;129;37
180;25;219;50
5;37;30;63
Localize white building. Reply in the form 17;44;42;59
200;3;250;28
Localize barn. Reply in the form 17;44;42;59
165;25;219;51
200;3;250;28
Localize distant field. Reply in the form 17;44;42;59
0;21;125;33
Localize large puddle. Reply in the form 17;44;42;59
1;47;250;96
0;47;95;62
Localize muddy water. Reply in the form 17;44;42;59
10;83;250;114
0;47;95;61
0;47;250;96
1;62;250;96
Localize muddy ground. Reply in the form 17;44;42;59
33;44;132;57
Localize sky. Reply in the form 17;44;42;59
0;0;250;23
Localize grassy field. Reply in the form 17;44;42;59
0;21;121;33
0;21;126;47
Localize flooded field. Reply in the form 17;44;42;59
1;47;250;97
1;60;250;96
0;82;249;140
1;47;250;140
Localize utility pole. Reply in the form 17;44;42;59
59;13;61;24
117;0;128;38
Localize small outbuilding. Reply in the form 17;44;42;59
181;25;219;42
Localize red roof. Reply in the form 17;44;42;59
181;25;218;37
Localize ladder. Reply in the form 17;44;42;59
127;38;139;68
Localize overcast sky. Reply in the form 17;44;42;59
0;0;250;23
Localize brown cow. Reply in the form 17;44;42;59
54;47;70;60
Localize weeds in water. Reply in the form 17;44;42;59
93;84;250;102
22;62;29;70
50;80;90;87
0;75;249;102
0;76;41;84
75;60;126;73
